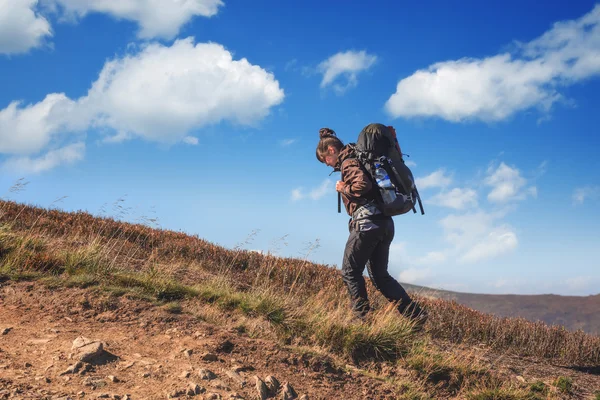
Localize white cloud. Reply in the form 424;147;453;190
440;210;517;263
415;251;447;266
2;142;85;174
428;187;478;210
309;180;333;200
46;0;224;40
484;162;536;203
0;93;77;155
416;169;453;190
279;138;297;147
0;0;52;55
385;4;600;122
84;38;284;143
459;226;518;264
290;188;303;202
291;179;333;201
317;50;377;94
440;211;499;250
573;185;600;205
398;267;433;284
0;37;285;172
183;136;199;145
405;160;417;168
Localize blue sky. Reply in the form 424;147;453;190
1;0;599;296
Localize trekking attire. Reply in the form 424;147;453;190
335;145;420;319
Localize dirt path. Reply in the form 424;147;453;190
0;282;398;400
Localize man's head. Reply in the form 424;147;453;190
316;127;344;167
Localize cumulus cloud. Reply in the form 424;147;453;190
0;37;285;172
428;187;478;210
291;179;333;201
484;162;536;203
45;0;224;39
0;0;52;54
385;4;600;122
459;226;518;263
2;142;85;174
0;93;77;155
440;210;517;263
416;169;453;190
317;50;377;94
572;185;600;205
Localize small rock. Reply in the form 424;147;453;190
112;395;121;400
229;394;244;399
265;375;280;394
282;383;298;400
122;395;131;400
83;377;107;388
1;327;12;335
201;353;218;362
198;368;217;380
141;372;151;378
107;375;119;383
77;391;85;398
183;349;193;358
299;395;309;400
96;394;110;399
167;389;182;398
516;375;526;383
205;394;221;400
180;371;191;379
24;362;32;368
255;376;268;400
210;379;230;391
187;383;205;395
119;362;135;370
72;337;105;363
60;362;84;376
225;370;246;388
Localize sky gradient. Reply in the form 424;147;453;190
1;0;599;296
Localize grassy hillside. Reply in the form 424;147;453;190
1;199;599;399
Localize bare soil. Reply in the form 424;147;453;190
0;281;399;400
1;281;599;399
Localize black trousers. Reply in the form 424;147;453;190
341;217;413;317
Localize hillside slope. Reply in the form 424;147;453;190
403;284;600;335
1;200;599;399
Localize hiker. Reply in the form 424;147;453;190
316;127;426;323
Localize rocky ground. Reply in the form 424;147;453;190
0;282;400;400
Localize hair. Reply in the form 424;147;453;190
316;127;344;163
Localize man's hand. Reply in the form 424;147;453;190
336;180;346;193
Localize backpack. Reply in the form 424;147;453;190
347;123;424;216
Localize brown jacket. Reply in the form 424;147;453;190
335;145;378;217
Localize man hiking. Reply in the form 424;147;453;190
316;127;427;324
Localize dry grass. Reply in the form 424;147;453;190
0;198;598;398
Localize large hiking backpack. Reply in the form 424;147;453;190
350;123;424;216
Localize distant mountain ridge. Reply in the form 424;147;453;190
403;283;600;336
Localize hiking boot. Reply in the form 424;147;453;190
400;302;428;328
